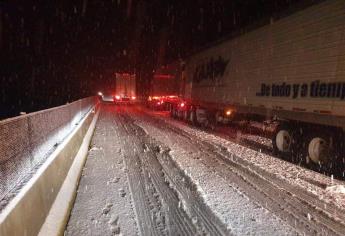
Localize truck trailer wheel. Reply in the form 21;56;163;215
272;124;299;159
307;137;331;165
273;126;292;153
215;111;224;126
189;108;198;125
169;105;174;117
177;109;183;120
304;130;338;169
183;110;189;122
305;129;345;174
170;105;177;118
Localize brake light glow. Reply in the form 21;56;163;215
115;95;120;100
131;96;136;100
225;110;232;116
180;102;185;107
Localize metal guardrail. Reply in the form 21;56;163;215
0;97;98;208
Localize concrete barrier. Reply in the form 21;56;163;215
0;101;99;235
0;97;97;203
39;106;100;236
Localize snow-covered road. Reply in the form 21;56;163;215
66;104;345;235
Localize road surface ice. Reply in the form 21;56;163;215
66;104;345;235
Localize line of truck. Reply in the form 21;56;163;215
148;0;345;173
99;73;137;103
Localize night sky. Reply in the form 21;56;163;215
1;0;319;119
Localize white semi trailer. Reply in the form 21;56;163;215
114;73;136;103
171;0;345;170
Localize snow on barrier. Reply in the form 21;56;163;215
0;96;99;236
0;97;97;207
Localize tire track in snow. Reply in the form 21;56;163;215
172;124;345;235
117;111;196;235
157;149;231;235
115;110;163;236
124;153;162;236
133;107;345;236
117;109;230;236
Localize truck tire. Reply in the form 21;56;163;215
174;107;179;118
307;137;331;165
183;110;189;122
170;105;177;118
178;110;184;120
272;123;300;160
169;105;173;117
304;129;341;172
273;124;292;153
190;108;197;125
207;111;217;130
215;111;223;126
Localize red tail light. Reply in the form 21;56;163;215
180;102;185;107
131;96;136;100
115;95;120;100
